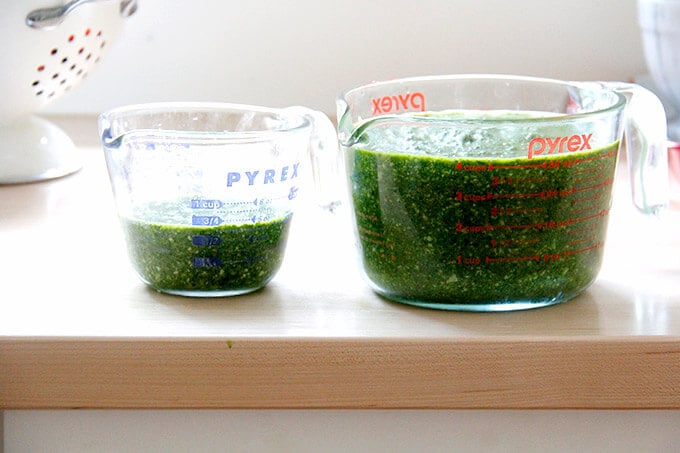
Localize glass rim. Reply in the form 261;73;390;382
99;101;311;146
339;74;627;124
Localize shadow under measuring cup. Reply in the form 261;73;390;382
99;102;339;297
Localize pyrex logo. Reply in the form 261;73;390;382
227;163;300;187
371;92;426;115
527;134;592;159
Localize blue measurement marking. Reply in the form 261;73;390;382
190;199;224;210
192;235;222;246
288;186;299;200
192;215;223;226
192;257;222;268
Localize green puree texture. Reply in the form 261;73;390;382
350;141;619;306
122;213;292;295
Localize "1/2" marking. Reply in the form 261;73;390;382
192;235;222;246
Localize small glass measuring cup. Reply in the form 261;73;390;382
99;102;338;297
337;75;669;311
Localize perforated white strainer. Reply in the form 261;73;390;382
0;0;137;184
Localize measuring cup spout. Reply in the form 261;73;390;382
336;94;388;148
98;109;141;149
336;96;354;146
98;115;121;149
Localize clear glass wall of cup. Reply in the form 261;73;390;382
337;75;668;311
100;102;338;297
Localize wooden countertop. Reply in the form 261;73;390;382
1;117;679;409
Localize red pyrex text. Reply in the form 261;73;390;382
371;92;426;115
527;133;592;159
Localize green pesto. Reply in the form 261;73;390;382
349;138;619;307
122;211;292;295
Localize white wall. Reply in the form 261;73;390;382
46;0;647;117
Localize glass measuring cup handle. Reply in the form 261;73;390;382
606;82;670;216
285;106;344;212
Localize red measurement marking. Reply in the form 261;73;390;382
458;222;542;233
491;222;545;231
567;235;597;246
455;150;615;173
569;209;609;225
542;253;562;261
358;226;382;238
459;210;607;235
356;211;379;222
360;235;389;247
572;178;613;193
455;162;492;172
491;206;546;217
458;189;577;202
570;192;602;207
357;224;388;247
567;225;600;238
573;173;605;185
488;162;548;170
576;150;617;164
570;205;601;216
494;191;550;200
572;163;605;175
564;242;604;256
457;256;482;265
491;238;540;247
456;192;493;202
492;176;549;186
457;223;493;233
485;255;540;264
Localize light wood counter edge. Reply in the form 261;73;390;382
2;336;679;409
2;116;678;410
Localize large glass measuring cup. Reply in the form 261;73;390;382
100;102;337;297
337;75;668;311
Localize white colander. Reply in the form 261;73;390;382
0;0;137;184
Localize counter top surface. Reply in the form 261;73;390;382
1;119;679;409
